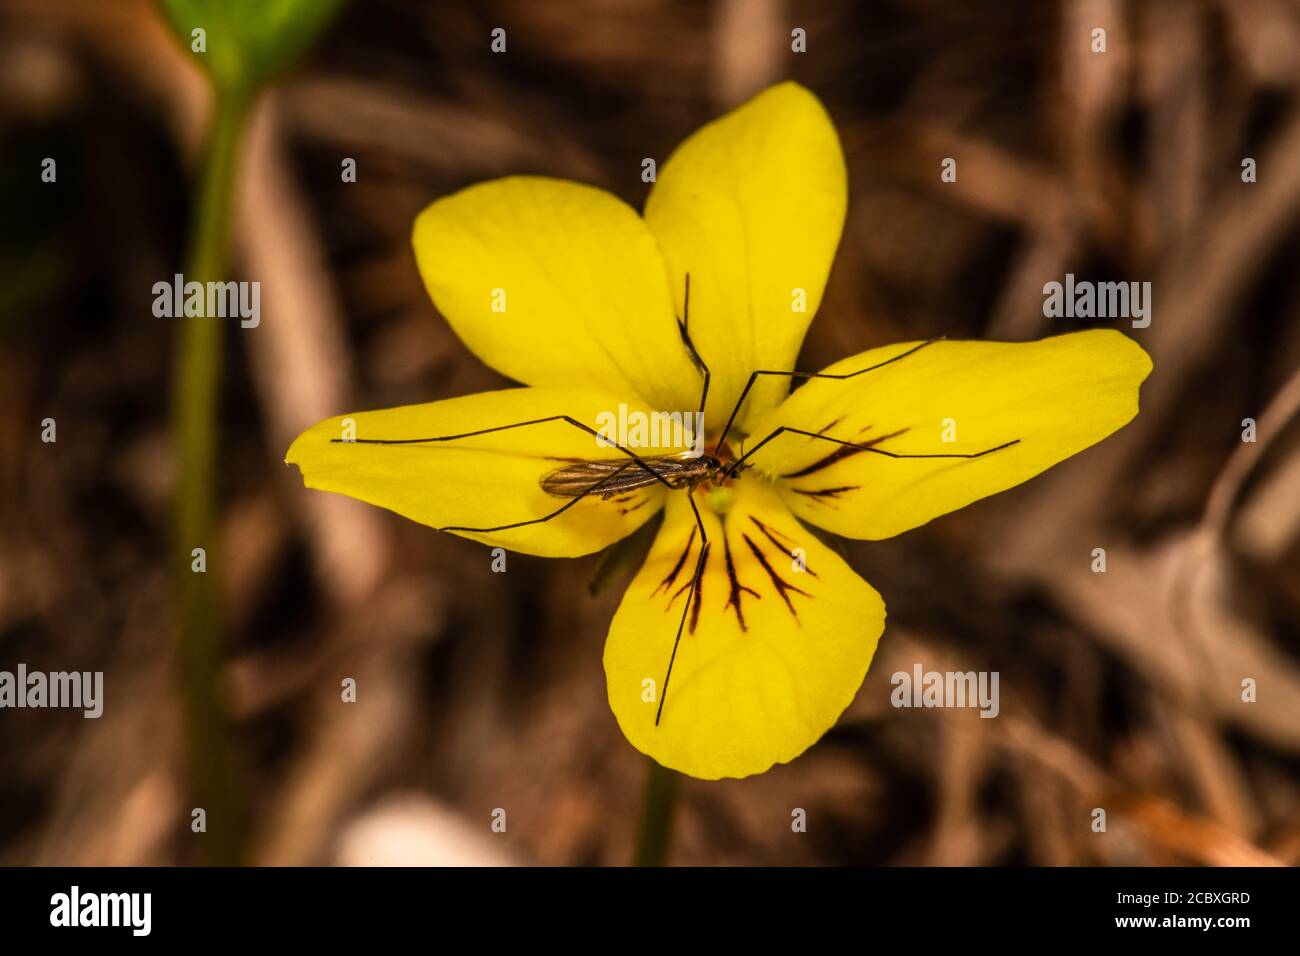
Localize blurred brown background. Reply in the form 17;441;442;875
1;0;1299;866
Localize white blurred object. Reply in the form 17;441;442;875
335;793;523;867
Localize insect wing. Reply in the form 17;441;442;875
540;455;697;498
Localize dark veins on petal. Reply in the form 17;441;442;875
780;426;910;479
743;533;811;620
789;485;859;502
722;535;761;631
653;525;695;597
689;548;706;634
664;540;709;637
619;496;650;516
749;515;818;579
655;509;814;630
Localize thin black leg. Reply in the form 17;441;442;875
332;414;676;490
726;426;1020;479
713;338;946;454
655;488;709;727
676;273;711;431
438;459;638;534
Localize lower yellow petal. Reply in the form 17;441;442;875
286;387;667;558
740;329;1153;540
604;476;885;779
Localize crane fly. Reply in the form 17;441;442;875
541;453;725;499
332;274;1020;725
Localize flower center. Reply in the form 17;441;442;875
704;485;735;515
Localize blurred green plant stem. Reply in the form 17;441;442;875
158;0;346;867
171;91;248;865
633;758;680;866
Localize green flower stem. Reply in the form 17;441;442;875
633;757;680;866
171;91;249;866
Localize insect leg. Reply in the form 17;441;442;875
676;273;711;426
725;426;1020;479
437;459;641;534
713;338;946;455
333;414;677;490
654;488;708;727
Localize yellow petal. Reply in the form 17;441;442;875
740;330;1153;540
645;82;847;432
286;387;670;558
604;477;884;779
411;176;699;416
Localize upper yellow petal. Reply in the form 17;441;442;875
740;330;1153;540
645;81;848;432
412;176;700;416
604;477;884;779
286;387;668;558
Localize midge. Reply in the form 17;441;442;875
332;275;1021;725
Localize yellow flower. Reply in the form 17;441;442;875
286;82;1152;780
